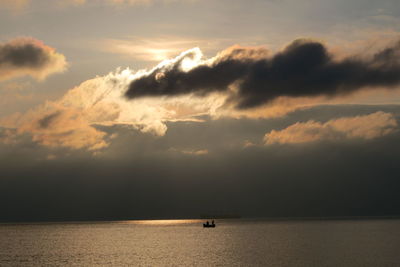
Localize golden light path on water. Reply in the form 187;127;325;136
2;219;400;266
117;219;204;225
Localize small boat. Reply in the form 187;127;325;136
203;220;216;228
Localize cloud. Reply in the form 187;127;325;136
99;36;224;62
126;38;400;109
169;147;209;155
0;37;67;81
106;0;195;6
0;65;224;150
264;111;398;145
3;105;400;222
65;0;86;5
2;39;400;151
0;128;17;145
106;0;162;5
0;0;191;10
59;0;194;7
0;0;30;11
1;105;108;151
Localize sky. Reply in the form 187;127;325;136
1;0;400;222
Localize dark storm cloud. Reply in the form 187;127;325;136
1;105;400;222
0;38;66;81
126;39;400;109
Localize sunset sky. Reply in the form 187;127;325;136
1;0;400;221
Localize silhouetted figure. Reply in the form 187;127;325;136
203;220;216;228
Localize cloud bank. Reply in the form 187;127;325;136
2;39;400;151
0;38;67;81
126;39;400;109
264;111;398;144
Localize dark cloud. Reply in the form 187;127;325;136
0;38;66;81
126;39;400;109
1;42;48;67
1;105;400;222
37;111;62;129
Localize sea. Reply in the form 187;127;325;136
1;218;400;266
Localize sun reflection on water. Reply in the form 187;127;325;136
118;219;203;226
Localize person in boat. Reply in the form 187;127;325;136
211;220;215;225
205;221;210;226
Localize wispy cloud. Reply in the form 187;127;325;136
169;147;209;155
99;36;223;62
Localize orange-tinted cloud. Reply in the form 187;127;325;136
0;0;30;11
0;65;223;151
264;111;398;145
0;37;67;82
2;43;399;152
1;104;108;150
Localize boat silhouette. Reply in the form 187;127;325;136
203;220;216;228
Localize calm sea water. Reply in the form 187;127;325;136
1;219;400;266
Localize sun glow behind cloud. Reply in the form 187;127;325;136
99;36;223;62
2;39;400;152
0;48;226;151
